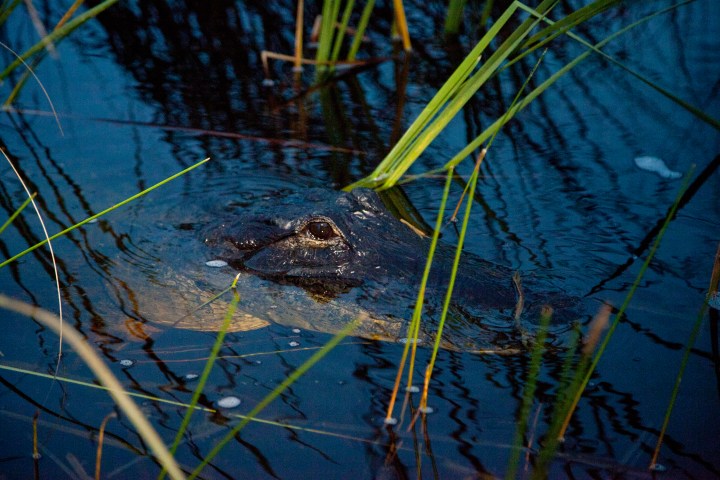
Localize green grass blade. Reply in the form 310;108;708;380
443;2;682;171
0;0;119;80
187;318;360;480
331;0;355;62
347;0;559;190
0;192;35;235
505;310;552;480
0;0;22;26
384;168;454;423
557;167;694;440
0;295;186;480
347;0;375;61
0;157;210;269
159;277;242;480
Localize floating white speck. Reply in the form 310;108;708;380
119;359;135;367
88;218;99;224
405;385;420;393
292;328;301;334
383;417;398;425
184;373;199;381
217;396;241;409
649;463;667;472
419;406;434;414
205;260;228;268
261;78;275;87
398;338;422;345
289;341;300;347
708;292;720;311
634;156;682;179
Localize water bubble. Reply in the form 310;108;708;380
205;259;228;268
184;373;199;381
87;218;99;224
119;359;135;368
288;341;300;347
418;406;434;414
291;328;301;334
217;396;241;409
261;78;275;87
405;385;420;393
383;417;398;425
398;338;422;345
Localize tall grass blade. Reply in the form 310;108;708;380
0;191;35;235
347;0;374;61
384;167;454;424
0;0;119;80
0;295;186;480
392;0;411;51
347;0;557;190
649;242;720;470
557;167;695;440
0;157;210;269
187;317;361;479
505;308;552;480
159;274;243;480
444;0;466;35
1;40;63;133
330;0;355;62
443;0;687;172
2;148;64;372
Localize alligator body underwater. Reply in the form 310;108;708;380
120;188;582;352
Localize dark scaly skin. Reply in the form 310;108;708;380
188;188;582;352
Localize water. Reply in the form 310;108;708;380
1;1;719;478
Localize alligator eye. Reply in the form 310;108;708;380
304;220;337;240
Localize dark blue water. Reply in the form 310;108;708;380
1;1;719;478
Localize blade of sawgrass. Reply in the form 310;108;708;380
649;243;720;470
316;0;342;73
0;0;22;26
444;0;697;171
392;0;411;51
530;304;610;478
556;167;695;441
0;0;118;80
1;40;63;132
383;167;454;424
525;0;718;131
444;0;466;35
0;157;209;269
2;148;65;373
0;294;186;480
347;0;374;61
330;0;355;62
505;308;553;480
418;148;486;412
346;0;557;191
187;317;361;480
411;49;542;416
531;324;584;478
158;274;243;480
0;191;35;235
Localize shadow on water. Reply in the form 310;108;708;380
1;0;719;478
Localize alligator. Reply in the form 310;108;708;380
119;188;582;352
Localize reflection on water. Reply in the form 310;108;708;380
1;0;719;478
